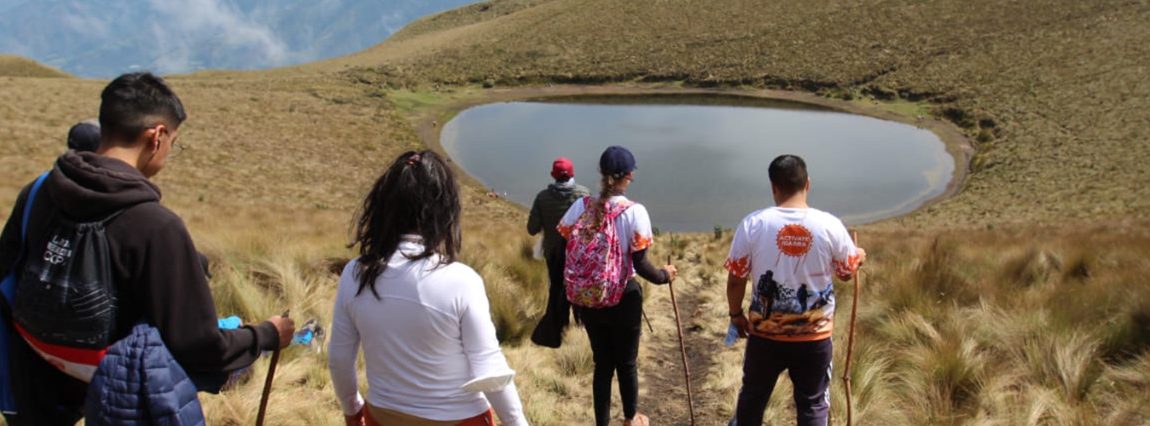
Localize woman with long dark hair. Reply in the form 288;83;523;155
558;146;678;426
328;150;528;426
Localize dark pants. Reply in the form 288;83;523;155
1;325;85;426
0;297;85;423
735;337;833;426
530;247;577;348
579;286;642;426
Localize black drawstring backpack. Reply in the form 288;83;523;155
12;206;124;383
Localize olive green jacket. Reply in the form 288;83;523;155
527;181;591;257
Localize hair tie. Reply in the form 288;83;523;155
406;153;421;166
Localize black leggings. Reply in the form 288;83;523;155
579;285;642;426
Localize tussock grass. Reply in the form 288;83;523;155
461;223;549;343
858;226;1150;424
692;224;1150;425
2;1;1149;421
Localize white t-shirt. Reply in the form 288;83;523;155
724;207;859;342
327;237;528;425
557;195;655;276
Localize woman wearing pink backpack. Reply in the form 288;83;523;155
557;146;678;426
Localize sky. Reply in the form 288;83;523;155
0;0;479;77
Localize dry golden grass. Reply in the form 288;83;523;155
2;0;1149;423
685;224;1150;425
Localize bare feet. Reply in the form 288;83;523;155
624;413;649;426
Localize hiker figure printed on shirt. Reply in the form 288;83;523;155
748;270;834;337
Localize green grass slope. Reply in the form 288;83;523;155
337;0;1150;226
0;54;70;78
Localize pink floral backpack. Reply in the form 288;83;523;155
564;197;634;308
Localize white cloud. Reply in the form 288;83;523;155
60;11;110;39
380;11;407;35
146;0;289;73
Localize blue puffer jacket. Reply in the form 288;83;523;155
84;324;205;426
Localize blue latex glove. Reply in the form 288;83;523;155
292;330;314;346
217;316;242;330
724;323;739;347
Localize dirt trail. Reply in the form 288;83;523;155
639;237;736;425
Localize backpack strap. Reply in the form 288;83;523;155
604;200;634;221
19;172;50;242
4;172;49;305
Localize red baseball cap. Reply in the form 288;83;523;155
551;157;574;180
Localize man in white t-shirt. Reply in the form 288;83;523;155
724;154;866;426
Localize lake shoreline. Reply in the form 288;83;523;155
406;84;974;226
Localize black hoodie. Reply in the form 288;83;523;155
0;152;277;420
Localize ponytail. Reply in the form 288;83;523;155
588;172;628;233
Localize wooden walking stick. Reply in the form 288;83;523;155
257;310;290;426
667;255;696;425
842;232;862;426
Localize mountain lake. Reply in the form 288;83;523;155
441;95;955;231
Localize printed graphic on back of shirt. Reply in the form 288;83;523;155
752;223;834;338
748;270;835;338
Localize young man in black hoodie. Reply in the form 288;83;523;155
0;72;294;425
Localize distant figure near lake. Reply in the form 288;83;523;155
528;156;589;348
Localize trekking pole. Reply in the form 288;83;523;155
842;232;861;426
667;255;696;426
257;310;289;426
641;308;655;334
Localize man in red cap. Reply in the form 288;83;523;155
528;157;590;348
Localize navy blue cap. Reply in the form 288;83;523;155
67;120;101;152
599;145;636;176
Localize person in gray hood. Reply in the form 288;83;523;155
528;156;590;348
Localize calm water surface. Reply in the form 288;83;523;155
441;96;954;231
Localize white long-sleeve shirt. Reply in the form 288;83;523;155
327;238;528;425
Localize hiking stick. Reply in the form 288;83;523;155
667;255;696;426
641;308;655;334
843;232;861;426
257;310;290;426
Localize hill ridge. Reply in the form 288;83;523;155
0;54;71;78
324;0;1150;226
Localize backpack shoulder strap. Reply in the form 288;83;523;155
3;172;48;305
20;172;50;241
604;200;635;221
96;205;132;225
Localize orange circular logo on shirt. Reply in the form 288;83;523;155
776;224;813;257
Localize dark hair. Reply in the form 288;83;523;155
768;154;808;197
351;150;462;298
99;72;187;141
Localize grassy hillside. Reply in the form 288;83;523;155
1;0;1148;424
0;54;69;78
387;0;549;42
337;0;1150;226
